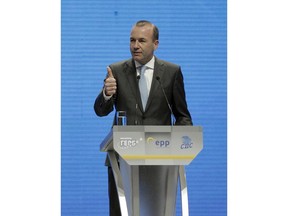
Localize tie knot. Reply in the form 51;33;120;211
140;65;146;74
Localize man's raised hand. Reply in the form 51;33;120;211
104;66;117;96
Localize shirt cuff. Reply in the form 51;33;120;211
102;88;113;101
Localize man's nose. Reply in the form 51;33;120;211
133;41;140;49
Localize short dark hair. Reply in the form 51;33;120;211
134;20;159;41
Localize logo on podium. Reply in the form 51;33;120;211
180;136;193;149
118;137;138;149
147;136;170;148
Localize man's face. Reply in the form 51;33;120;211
130;25;159;65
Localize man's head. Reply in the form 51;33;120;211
130;20;159;65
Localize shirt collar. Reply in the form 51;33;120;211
135;56;155;69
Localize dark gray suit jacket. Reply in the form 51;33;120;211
94;57;192;126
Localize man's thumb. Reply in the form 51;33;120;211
107;66;113;78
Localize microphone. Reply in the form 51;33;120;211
136;71;141;80
156;76;175;125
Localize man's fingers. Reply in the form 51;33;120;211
104;66;116;96
107;66;113;78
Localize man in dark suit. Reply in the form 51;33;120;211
94;20;192;216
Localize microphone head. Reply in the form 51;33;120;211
137;75;141;80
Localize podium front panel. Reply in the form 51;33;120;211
112;125;203;165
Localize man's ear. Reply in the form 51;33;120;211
154;40;159;50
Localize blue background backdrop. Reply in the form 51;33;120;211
61;0;226;215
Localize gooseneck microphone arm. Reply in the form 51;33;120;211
156;76;176;125
135;73;141;125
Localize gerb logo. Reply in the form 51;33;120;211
180;136;193;149
147;137;170;148
118;138;137;149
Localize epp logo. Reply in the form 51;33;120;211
147;137;170;148
180;136;193;149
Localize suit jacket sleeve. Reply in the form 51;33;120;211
172;67;193;125
94;85;114;117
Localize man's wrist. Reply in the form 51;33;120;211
102;88;113;100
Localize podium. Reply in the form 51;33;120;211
100;125;203;216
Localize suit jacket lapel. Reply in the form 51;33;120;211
145;57;165;111
124;60;143;111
